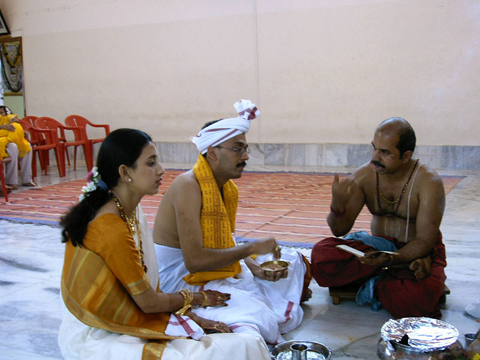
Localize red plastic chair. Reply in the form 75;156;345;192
0;156;12;202
20;116;47;170
64;115;110;171
21;116;38;128
19;118;64;179
24;115;73;166
35;117;87;173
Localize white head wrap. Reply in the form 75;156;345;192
190;99;260;154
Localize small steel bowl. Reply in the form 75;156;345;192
465;333;476;349
260;260;290;277
270;340;332;359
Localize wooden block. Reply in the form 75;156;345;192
328;284;361;305
439;284;450;304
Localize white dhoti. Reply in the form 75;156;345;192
155;244;307;345
5;142;32;185
58;301;271;360
58;206;272;360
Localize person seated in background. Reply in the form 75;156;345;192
311;117;447;319
58;128;272;360
0;106;36;191
153;100;312;345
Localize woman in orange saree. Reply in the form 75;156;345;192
58;128;271;360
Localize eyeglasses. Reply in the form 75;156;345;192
216;146;250;156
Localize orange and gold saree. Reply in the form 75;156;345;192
61;214;177;359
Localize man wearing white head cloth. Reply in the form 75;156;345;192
190;99;259;155
154;100;312;346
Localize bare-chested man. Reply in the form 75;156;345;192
311;117;446;319
153;100;311;344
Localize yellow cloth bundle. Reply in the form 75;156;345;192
183;154;241;285
0;121;31;159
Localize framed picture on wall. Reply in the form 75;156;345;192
0;10;10;36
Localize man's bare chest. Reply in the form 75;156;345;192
364;181;419;221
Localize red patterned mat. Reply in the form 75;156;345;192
0;171;464;247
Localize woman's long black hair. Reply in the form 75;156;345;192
60;128;153;246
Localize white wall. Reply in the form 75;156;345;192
1;0;479;146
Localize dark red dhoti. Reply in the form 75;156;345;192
311;233;447;319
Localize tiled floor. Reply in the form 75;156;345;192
1;162;479;359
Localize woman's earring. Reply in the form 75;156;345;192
128;178;132;182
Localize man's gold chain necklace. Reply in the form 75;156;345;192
376;159;419;207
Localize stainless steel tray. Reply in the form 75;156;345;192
270;340;332;360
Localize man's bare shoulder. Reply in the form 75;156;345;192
416;163;445;192
352;162;375;185
418;162;441;178
168;170;200;193
154;170;201;245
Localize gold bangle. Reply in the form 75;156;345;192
175;289;193;316
199;291;208;308
175;304;192;316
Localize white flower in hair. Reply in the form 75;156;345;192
79;166;102;202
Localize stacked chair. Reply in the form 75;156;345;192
16;115;110;181
21;115;38;128
18;118;63;180
35;117;89;176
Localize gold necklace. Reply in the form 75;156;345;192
377;159;418;204
376;160;418;216
111;193;137;234
111;193;147;273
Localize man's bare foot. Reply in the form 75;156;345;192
21;181;37;187
409;256;432;280
301;288;312;303
6;184;18;190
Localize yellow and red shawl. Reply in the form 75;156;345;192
183;154;241;285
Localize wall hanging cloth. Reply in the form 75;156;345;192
0;41;23;92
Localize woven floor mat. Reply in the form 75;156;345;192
0;171;464;247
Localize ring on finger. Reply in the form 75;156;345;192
275;246;280;252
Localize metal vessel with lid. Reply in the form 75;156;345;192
377;317;466;359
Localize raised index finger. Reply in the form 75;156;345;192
333;173;340;185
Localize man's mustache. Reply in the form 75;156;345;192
237;162;247;167
371;160;385;168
